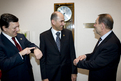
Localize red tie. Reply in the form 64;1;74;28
12;37;22;51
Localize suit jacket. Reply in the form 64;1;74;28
77;31;121;81
40;28;77;81
0;33;36;81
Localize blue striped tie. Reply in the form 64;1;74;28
56;32;60;51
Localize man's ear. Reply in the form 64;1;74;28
2;26;7;31
52;20;56;25
101;23;105;30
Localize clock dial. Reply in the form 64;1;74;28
54;3;74;39
57;6;72;21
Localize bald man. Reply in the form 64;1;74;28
40;11;77;81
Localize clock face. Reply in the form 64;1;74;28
57;6;72;21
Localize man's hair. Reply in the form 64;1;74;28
0;13;18;31
50;12;58;21
98;14;114;30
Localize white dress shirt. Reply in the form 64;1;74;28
2;32;23;58
98;30;112;45
2;32;21;46
51;28;61;41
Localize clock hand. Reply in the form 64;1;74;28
58;9;70;20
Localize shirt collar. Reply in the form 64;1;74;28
51;28;61;35
101;30;112;41
2;32;13;40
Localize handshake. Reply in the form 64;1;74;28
73;54;86;66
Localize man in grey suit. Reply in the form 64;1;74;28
40;11;77;81
73;14;121;81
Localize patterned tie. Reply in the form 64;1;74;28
12;37;22;51
56;32;60;51
93;37;102;51
97;37;102;46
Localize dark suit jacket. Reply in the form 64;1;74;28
40;28;77;81
0;33;37;81
77;31;121;81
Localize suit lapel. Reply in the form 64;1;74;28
16;35;23;49
60;29;66;52
47;28;67;52
1;33;19;52
47;29;59;51
98;32;114;48
93;31;114;51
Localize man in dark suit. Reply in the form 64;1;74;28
40;11;77;81
73;14;121;81
0;13;43;81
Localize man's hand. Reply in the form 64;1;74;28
73;58;80;66
71;74;77;81
73;55;86;66
78;55;86;60
34;48;43;59
19;47;35;56
42;79;49;81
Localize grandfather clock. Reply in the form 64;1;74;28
54;3;75;39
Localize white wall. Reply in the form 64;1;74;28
0;0;121;81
